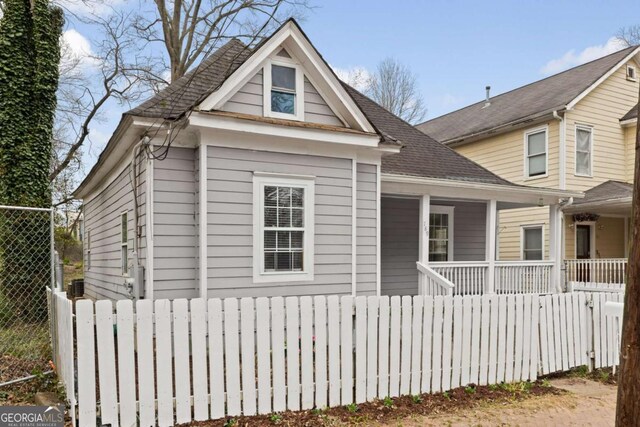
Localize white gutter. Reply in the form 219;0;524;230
553;111;566;190
382;173;583;199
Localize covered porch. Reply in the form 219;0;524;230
381;175;579;296
562;180;631;291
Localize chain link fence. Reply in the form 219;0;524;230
0;205;54;385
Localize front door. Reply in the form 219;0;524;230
576;224;591;282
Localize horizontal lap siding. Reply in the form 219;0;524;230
222;71;263;116
304;78;343;127
564;215;626;259
624;126;636;182
433;200;486;261
498;207;549;261
381;197;418;296
565;62;639;190
207;146;353;297
356;163;378;295
84;158;146;301
154;147;198;299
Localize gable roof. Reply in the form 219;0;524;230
418;46;640;144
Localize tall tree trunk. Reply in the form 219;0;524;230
616;87;640;425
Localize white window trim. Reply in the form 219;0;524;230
574;221;596;260
430;205;454;262
252;172;315;283
520;224;545;260
523;126;549;180
574;124;594;177
627;65;637;82
121;211;128;276
263;56;305;122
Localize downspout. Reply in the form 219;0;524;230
130;138;146;299
553;110;566;190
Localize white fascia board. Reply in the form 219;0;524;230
189;112;380;147
197;21;375;134
620;117;637;127
566;47;640;110
381;173;583;205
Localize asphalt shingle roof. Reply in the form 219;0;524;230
417;46;638;144
572;180;632;205
621;103;639;121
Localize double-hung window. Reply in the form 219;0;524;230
522;225;543;260
525;128;547;178
86;230;91;270
253;173;314;283
575;125;593;176
265;59;304;120
121;212;128;275
429;206;454;262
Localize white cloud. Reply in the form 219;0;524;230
55;0;124;17
60;29;100;70
332;66;372;92
541;37;628;75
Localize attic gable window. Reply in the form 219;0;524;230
264;58;304;121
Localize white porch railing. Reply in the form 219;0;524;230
416;261;454;296
424;261;555;295
565;258;627;292
430;262;488;295
495;261;555;294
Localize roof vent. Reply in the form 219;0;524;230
483;85;491;108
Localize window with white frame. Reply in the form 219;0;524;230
575;125;593;176
522;225;543;260
429;206;454;262
253;174;314;283
525;128;547;178
86;230;91;270
627;65;637;81
264;58;304;121
121;212;128;275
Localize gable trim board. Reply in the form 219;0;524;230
198;21;375;134
566;47;640;110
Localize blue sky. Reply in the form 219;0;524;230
61;0;638;175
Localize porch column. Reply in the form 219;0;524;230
486;200;497;293
419;195;431;265
549;203;562;292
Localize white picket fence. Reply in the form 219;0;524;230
53;292;623;427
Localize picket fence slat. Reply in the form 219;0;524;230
173;299;192;424
191;298;209;421
136;300;156;427
64;291;626;426
300;296;315;409
76;300;97;427
155;300;174;427
95;301;118;427
240;298;257;416
117;300;137;427
208;299;226;419
256;298;272;415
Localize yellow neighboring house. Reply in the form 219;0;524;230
419;46;639;288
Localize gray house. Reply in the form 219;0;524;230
74;20;580;302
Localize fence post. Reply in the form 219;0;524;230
585;293;595;371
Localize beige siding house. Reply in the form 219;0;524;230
419;46;640;289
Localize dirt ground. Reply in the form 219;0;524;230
385;378;617;427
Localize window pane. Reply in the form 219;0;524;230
292;209;303;227
278;187;291;207
265;207;277;227
528;154;546;175
576;128;591;151
272;65;295;90
271;91;295;114
527;131;546;155
576;151;590;175
277;231;290;249
278;208;291;227
292;252;303;270
291;231;303;249
265;186;278;206
121;213;127;243
524;250;543;261
429;253;447;262
276;252;292;270
264;231;277;248
264;252;275;270
122;246;128;273
291;188;304;207
524;228;542;250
